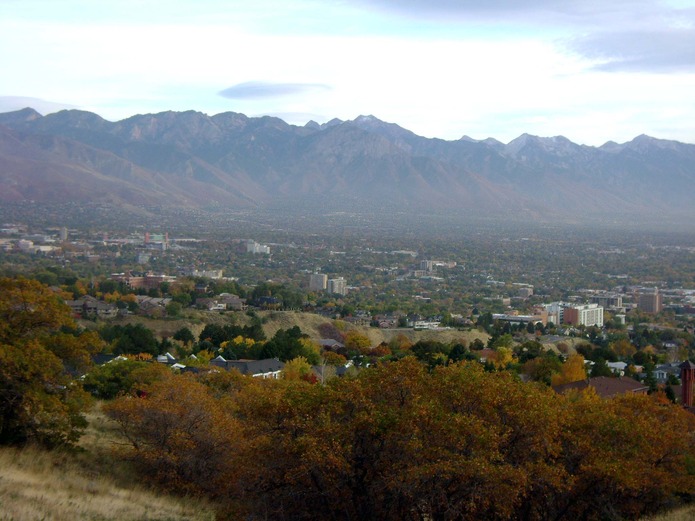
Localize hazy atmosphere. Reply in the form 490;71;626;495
2;0;695;145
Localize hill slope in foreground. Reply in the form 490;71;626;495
1;401;694;521
0;405;216;521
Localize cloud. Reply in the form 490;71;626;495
359;1;695;73
219;82;331;100
568;27;695;73
355;1;656;22
0;96;77;115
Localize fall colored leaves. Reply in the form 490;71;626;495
0;278;103;447
105;358;695;520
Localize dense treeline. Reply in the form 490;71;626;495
106;359;695;521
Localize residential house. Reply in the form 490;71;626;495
655;362;683;383
65;295;118;318
210;356;285;378
553;377;649;398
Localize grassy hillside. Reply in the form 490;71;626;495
0;403;216;521
89;309;490;347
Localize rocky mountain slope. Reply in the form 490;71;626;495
1;107;694;221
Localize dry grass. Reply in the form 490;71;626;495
641;504;695;521
83;310;491;348
0;403;216;521
255;310;489;347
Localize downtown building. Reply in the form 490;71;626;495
638;287;663;314
563;303;604;327
327;277;347;296
308;273;328;292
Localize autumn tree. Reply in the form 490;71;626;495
281;356;313;381
523;353;562;385
104;375;242;496
610;337;636;359
0;277;100;447
551;353;587;386
344;330;371;352
105;358;695;520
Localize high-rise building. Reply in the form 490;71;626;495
309;273;328;291
420;260;434;272
638;288;662;314
543;302;567;326
245;239;270;254
563;303;604;327
590;294;623;308
327;277;347;296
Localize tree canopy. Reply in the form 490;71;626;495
106;357;695;520
0;277;101;447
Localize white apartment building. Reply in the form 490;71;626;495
563;303;604;327
327;277;347;296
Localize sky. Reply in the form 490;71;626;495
1;0;694;145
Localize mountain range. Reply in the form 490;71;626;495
1;107;694;222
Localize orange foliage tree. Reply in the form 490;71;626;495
0;277;102;447
105;357;695;520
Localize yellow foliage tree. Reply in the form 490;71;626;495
610;338;636;358
551;354;587;386
282;356;312;381
344;330;371;351
490;346;514;369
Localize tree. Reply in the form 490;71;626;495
99;323;160;356
344;330;371;352
282;357;313;381
411;340;450;369
104;375;242;496
105;357;695;520
489;346;514;370
610;338;636;359
165;301;182;317
173;326;195;346
551;354;587;386
643;363;658;393
261;327;319;364
523;354;562;385
0;277;72;344
590;357;613;378
0;277;96;447
448;343;473;363
82;359;153;399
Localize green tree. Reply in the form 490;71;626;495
165;301;182;317
100;323;160;356
173;326;196;346
83;359;150;399
590;357;613;378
